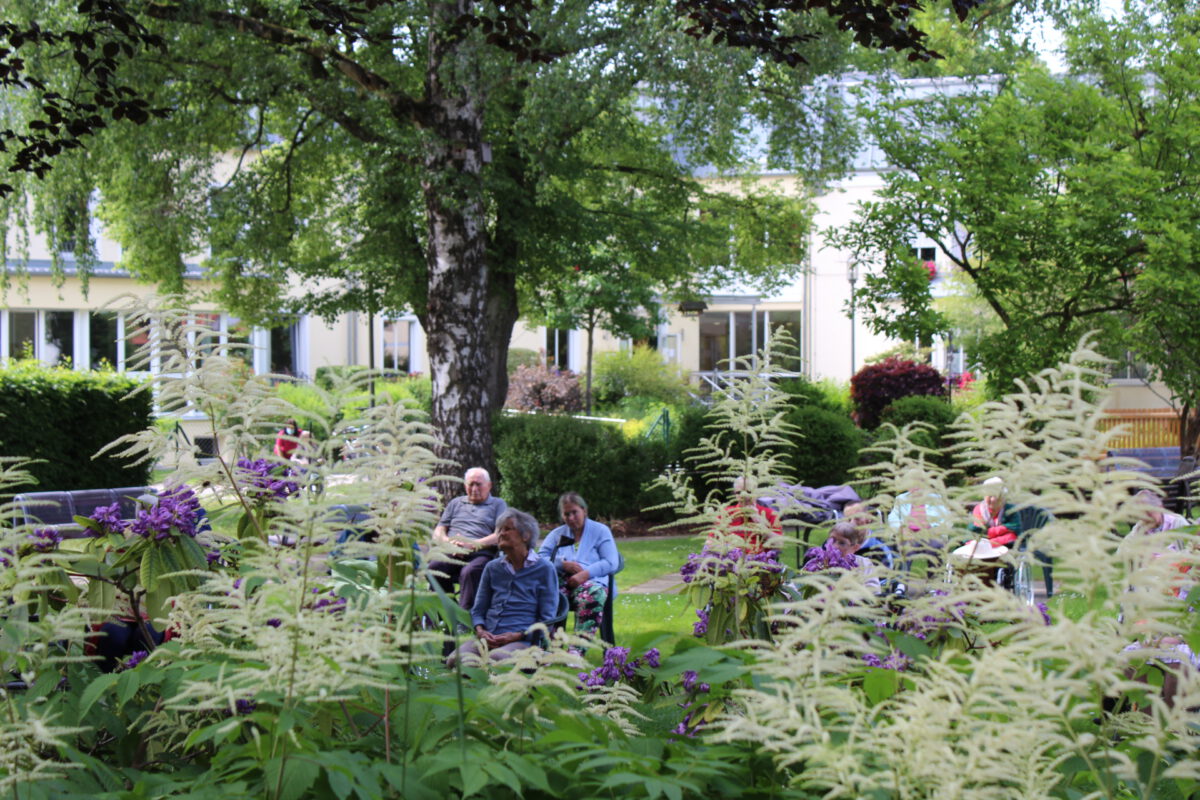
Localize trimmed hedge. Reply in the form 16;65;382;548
493;412;666;522
0;362;153;492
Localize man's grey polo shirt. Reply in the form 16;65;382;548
438;495;508;541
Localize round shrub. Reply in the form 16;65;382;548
783;405;864;487
880;394;957;437
504;365;583;413
494;413;659;521
850;357;946;429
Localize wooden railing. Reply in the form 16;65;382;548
1098;408;1180;448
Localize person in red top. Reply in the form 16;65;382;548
274;419;305;461
712;476;783;554
968;476;1022;547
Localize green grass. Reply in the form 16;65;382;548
613;593;695;642
615;535;699;588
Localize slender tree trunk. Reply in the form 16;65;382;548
422;2;495;490
585;322;595;415
1181;402;1199;459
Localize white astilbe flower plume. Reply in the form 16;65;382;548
716;336;1200;797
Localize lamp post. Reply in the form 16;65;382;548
847;258;859;377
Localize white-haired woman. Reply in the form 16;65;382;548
447;509;559;666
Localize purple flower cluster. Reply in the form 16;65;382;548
693;607;709;637
680;670;710;694
90;502;125;536
122;650;148;670
577;646;659;688
236;458;299;502
802;539;860;572
896;589;967;641
25;528;62;554
235;698;256;715
680;546;784;584
862;649;911;671
1036;601;1051;626
671;670;712;738
90;486;202;542
309;587;346;613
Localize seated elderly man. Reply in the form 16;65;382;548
430;467;508;609
447;509;559;666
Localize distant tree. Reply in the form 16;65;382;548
831;0;1200;453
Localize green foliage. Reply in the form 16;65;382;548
881;394;957;440
276;375;434;435
313;365;367;391
506;348;541;376
493;412;665;521
779;375;851;415
0;361;151;491
593;346;689;410
783;404;864;487
8;314;1200;799
837;6;1200;414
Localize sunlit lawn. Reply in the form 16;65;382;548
615;535;698;588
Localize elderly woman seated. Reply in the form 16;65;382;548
446;509;559;666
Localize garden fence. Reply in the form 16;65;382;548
1098;407;1180;448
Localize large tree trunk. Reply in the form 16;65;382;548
422;3;496;491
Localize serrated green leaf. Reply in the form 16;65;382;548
139;546;160;592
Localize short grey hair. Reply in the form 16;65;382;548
464;467;491;483
557;491;588;517
495;508;539;549
1134;489;1164;509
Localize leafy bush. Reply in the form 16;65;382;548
779;375;851;415
783;405;864;487
504;365;583;413
506;347;541;376
880;395;957;441
850;356;946;429
592;345;688;410
0;361;152;491
313;364;367;391
494;412;664;520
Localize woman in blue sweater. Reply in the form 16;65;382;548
538;492;620;639
447;509;559;666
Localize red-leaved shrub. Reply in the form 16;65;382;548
505;365;583;413
850;357;946;429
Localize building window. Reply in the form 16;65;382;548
699;313;730;372
1110;351;1151;382
89;311;121;369
269;320;301;376
8;311;35;359
383;318;412;373
546;328;570;370
699;309;802;371
44;311;75;366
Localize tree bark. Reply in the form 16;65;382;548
1181;402;1199;459
422;1;496;492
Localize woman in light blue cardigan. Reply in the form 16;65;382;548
538;492;620;638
